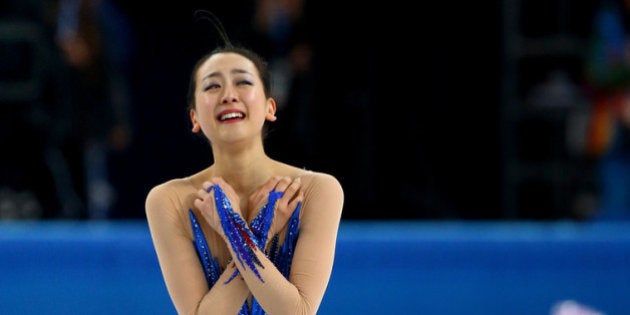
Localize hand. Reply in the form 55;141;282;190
272;177;303;235
194;177;242;235
248;176;303;239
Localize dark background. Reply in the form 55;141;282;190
2;1;604;221
121;1;503;220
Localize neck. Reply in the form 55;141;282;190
210;140;275;195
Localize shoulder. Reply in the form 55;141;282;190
146;178;189;203
275;162;343;195
300;171;342;193
145;177;195;218
145;178;197;246
289;170;344;232
299;171;344;209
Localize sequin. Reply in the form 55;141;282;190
212;185;265;282
188;186;301;315
225;189;282;283
189;209;221;285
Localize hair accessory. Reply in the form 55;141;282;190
193;9;233;48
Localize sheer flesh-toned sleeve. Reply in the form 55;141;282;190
145;182;250;314
230;173;344;315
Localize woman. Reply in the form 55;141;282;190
145;13;344;315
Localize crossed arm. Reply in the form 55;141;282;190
146;174;344;315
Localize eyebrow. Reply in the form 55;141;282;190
202;69;252;81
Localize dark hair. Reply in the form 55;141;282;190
186;10;272;112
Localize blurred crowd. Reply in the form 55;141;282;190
2;0;630;221
0;0;319;220
1;0;134;219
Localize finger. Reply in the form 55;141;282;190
269;191;302;236
273;176;293;193
276;177;301;206
263;176;282;192
202;181;214;193
210;177;232;196
210;177;243;215
286;192;303;215
280;185;301;216
270;178;301;232
194;195;220;233
197;179;214;198
210;177;225;187
283;177;301;199
250;176;281;204
194;197;211;214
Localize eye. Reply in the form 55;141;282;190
237;79;253;86
203;83;220;91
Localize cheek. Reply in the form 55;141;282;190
196;93;217;110
194;96;218;123
242;91;268;114
241;90;259;104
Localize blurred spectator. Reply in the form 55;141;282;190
52;0;134;219
0;0;73;219
583;0;630;220
251;0;318;166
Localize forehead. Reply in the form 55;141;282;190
197;52;259;79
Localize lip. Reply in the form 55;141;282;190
217;109;246;123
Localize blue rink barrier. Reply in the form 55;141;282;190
1;220;629;315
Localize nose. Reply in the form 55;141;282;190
221;84;238;104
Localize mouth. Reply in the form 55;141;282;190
217;110;246;122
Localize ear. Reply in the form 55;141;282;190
265;98;277;122
190;109;201;133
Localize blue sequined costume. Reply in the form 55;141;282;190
189;185;301;315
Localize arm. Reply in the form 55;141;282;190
241;173;344;315
145;183;250;315
197;174;344;315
